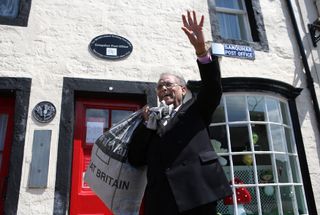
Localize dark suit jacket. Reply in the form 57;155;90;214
128;56;232;214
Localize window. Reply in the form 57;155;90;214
208;0;268;51
210;93;309;214
0;0;32;26
215;0;252;41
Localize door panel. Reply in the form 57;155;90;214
70;98;143;215
0;96;15;213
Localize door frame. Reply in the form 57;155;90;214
0;77;31;214
53;77;157;214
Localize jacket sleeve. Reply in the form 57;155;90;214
127;122;153;167
195;55;222;124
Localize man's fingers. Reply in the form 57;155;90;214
199;15;204;27
192;11;198;25
187;10;194;26
182;15;189;28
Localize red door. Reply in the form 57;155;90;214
70;97;143;215
0;96;15;214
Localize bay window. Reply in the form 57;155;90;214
211;94;308;215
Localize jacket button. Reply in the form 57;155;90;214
166;168;170;171
182;161;187;166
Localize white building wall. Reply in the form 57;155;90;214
0;0;319;214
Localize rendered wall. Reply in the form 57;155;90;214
0;0;319;214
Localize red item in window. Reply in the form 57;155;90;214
223;178;252;205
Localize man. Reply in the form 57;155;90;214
128;11;232;215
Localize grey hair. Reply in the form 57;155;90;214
159;73;187;87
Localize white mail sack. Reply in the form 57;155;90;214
84;110;147;215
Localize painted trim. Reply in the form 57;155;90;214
53;77;157;214
0;77;31;214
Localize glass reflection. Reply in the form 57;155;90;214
275;154;291;183
280;101;289;125
226;96;247;122
255;154;274;184
266;98;281;123
111;110;133;126
226;186;258;215
248;96;265;121
85;109;109;144
295;186;308;214
251;124;269;151
209;125;228;152
230;125;250;152
216;0;243;9
280;186;296;215
270;125;286;152
212;102;225;123
285;127;295;153
233;155;255;184
289;156;301;183
259;186;278;214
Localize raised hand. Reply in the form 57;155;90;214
181;11;207;56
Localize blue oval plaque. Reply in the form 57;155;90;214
89;34;133;60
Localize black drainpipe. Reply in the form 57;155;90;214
286;0;319;214
285;0;320;134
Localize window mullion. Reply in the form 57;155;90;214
216;7;246;15
245;95;263;215
265;98;284;215
224;95;238;215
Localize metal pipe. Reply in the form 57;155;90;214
285;0;319;214
285;0;320;135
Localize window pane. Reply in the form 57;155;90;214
275;154;291;183
211;101;225;123
226;96;247;122
256;154;274;184
0;114;8;168
230;125;250;152
285;127;295;153
266;98;281;123
280;186;296;214
233;155;255;182
209;125;229;152
0;114;8;151
280;101;290;125
111;110;133;127
295;186;308;214
248;96;266;121
217;12;242;40
0;0;20;19
289;155;301;183
225;186;258;214
251;124;270;151
216;0;243;9
270;125;286;152
260;186;279;214
86;109;109;144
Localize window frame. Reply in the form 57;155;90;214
0;0;32;27
208;0;269;51
214;0;253;41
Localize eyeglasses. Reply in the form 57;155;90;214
156;82;180;90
